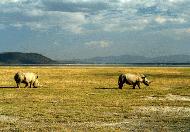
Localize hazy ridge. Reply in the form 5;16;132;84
80;54;190;64
0;52;190;65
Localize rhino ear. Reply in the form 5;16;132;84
140;74;146;78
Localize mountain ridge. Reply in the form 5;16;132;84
0;52;190;64
0;52;57;64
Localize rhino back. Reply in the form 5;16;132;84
23;72;37;82
125;73;140;84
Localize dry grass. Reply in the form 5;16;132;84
0;66;190;131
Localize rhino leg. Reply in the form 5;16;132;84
137;82;141;89
24;83;29;88
118;83;123;89
31;81;37;88
118;74;126;89
15;79;21;88
132;84;136;89
29;82;32;88
33;83;37;88
16;83;20;88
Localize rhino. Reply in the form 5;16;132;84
118;73;151;89
14;72;39;88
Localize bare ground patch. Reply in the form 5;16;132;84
63;103;190;130
146;94;190;101
133;106;190;117
0;115;18;123
142;94;190;116
64;119;147;131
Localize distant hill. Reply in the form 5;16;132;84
82;55;149;64
150;55;190;63
80;54;190;64
0;52;57;64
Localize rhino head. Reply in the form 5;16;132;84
140;74;151;86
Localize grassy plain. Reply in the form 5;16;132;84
0;66;190;131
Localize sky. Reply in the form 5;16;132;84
0;0;190;60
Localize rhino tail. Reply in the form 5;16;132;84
14;73;21;83
118;74;126;89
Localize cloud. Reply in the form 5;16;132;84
0;24;6;29
85;40;111;48
155;16;167;24
0;0;20;3
42;0;110;13
168;0;186;3
1;0;190;59
186;28;190;33
0;0;190;33
155;16;186;24
171;28;190;35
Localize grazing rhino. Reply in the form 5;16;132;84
118;73;151;89
14;72;39;88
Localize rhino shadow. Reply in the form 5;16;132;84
95;87;119;90
0;86;17;89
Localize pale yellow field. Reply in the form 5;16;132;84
0;66;190;131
